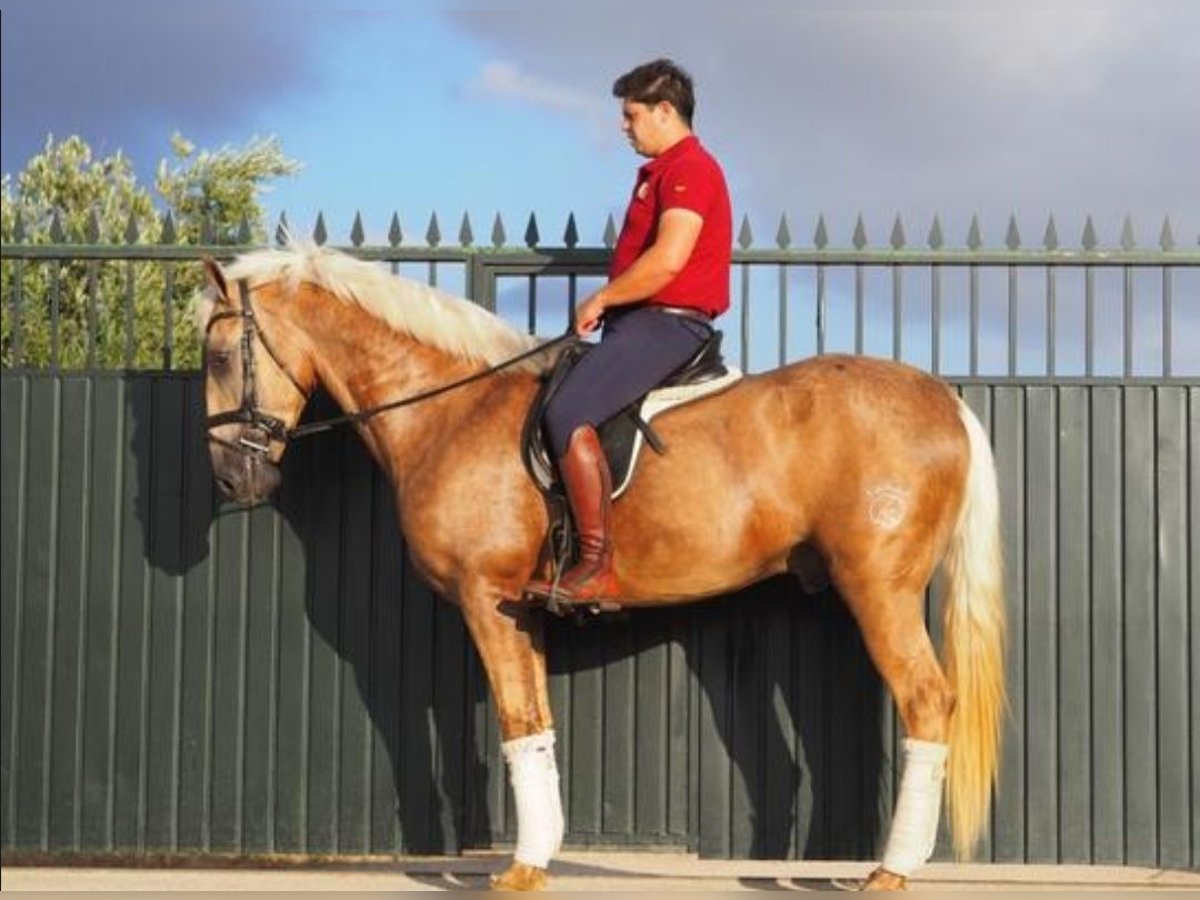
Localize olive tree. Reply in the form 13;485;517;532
2;134;299;368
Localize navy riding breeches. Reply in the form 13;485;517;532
543;305;712;458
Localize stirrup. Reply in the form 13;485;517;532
524;580;622;617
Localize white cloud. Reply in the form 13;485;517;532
450;2;1200;245
468;61;609;128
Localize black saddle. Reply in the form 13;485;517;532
521;328;730;501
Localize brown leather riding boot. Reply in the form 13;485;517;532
525;425;621;606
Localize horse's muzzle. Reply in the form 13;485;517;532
210;438;283;505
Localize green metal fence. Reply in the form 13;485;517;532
5;209;1198;375
2;213;1198;867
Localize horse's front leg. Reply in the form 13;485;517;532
458;584;561;892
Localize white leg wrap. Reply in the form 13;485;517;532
502;729;564;868
881;738;949;877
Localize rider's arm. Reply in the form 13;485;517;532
575;208;703;332
598;208;703;306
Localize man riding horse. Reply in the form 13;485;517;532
200;56;1005;893
524;58;733;607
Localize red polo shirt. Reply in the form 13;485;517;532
610;135;732;318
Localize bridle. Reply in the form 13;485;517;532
204;278;576;467
204;280;309;466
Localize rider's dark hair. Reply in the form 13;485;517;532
612;59;695;127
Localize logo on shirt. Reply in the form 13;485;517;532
673;183;688;193
636;182;650;200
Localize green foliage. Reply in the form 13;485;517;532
1;134;300;369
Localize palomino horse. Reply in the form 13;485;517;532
198;243;1006;891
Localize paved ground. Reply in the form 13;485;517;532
4;853;1199;892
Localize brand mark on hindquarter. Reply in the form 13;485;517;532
867;485;909;530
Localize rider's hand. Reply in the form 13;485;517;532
574;293;607;337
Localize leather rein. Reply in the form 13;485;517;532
204;280;574;463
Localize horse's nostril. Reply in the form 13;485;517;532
216;475;237;497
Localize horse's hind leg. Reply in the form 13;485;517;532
457;589;561;891
837;581;955;891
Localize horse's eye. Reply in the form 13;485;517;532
207;349;232;373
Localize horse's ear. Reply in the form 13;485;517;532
202;255;231;304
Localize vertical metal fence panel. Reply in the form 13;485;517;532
176;376;214;852
1024;386;1058;862
1155;387;1191;869
145;377;185;851
112;376;147;851
1090;387;1125;863
16;377;57;849
795;590;832;858
80;377;121;851
47;377;88;851
602;626;635;838
729;605;762;859
209;475;247;852
991;386;1026;862
761;595;798;857
1190;387;1200;870
696;602;732;857
797;598;833;859
1056;385;1092;863
1;376;28;851
1123;388;1158;866
829;602;878;860
303;428;343;853
242;503;279;854
336;438;374;854
271;442;310;853
2;232;1198;870
667;611;691;844
632;615;669;838
567;623;605;839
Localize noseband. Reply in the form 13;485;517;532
205;280;309;465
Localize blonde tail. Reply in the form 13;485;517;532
941;397;1007;859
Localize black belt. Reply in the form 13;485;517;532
650;305;714;327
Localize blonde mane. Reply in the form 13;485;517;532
204;241;550;373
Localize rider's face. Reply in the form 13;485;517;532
620;99;672;157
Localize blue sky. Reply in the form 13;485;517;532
240;9;624;242
6;0;1197;249
3;0;1198;374
3;1;640;245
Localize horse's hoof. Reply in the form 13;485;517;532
861;867;908;891
489;861;548;891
